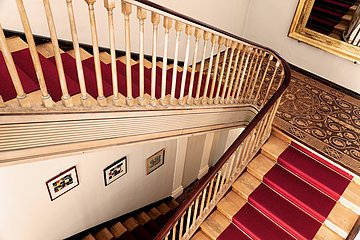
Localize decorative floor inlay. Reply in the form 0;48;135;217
274;70;360;175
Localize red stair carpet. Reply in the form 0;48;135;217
217;143;352;240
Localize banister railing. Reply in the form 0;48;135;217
343;3;360;47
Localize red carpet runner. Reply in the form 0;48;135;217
217;143;352;240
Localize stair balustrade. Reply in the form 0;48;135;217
344;3;360;46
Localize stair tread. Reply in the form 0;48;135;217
82;234;96;240
342;181;360;213
109;222;127;238
123;217;139;232
201;210;231;240
325;202;358;238
314;225;343;240
264;164;336;222
217;223;251;240
249;183;322;239
247;153;275;180
278;145;351;200
232;172;261;200
67;48;92;61
191;230;212;240
93;228;115;240
232;203;296;239
261;135;288;160
147;207;162;220
135;212;151;225
167;198;179;210
157;202;171;215
36;42;64;58
217;191;246;219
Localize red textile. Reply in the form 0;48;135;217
278;145;350;200
217;223;251;240
264;164;336;222
249;184;322;240
232;203;295;240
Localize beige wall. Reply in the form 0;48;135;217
242;0;360;93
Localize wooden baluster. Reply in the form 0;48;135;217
178;213;185;239
170;21;183;105
248;51;267;102
220;41;236;104
43;0;73;107
150;12;160;106
122;2;135;106
202;35;217;104
192;194;200;224
206;177;216;208
187;28;203;105
137;7;147;106
194;31;211;105
208;36;224;104
239;136;251;167
244;49;261;101
16;0;53;107
66;0;90;107
179;25;193;105
225;44;241;104
240;48;257;102
231;46;247;103
185;203;194;232
262;61;280;106
165;233;169;240
160;17;172;105
254;55;273;104
235;47;252;102
226;154;236;183
0;95;4;108
104;0;123;106
0;24;30;108
213;170;222;198
171;222;178;240
233;147;242;173
214;39;231;104
85;0;106;106
219;163;228;191
199;187;207;216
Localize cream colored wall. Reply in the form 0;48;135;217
242;0;360;93
0;138;177;240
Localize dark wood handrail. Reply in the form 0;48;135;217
128;1;292;238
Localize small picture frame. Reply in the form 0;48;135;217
46;166;79;201
146;148;165;175
104;156;127;186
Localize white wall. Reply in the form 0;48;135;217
0;138;177;240
242;0;360;93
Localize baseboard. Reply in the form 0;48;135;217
289;63;360;100
197;165;209;180
171;185;184;198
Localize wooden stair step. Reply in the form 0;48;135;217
36;42;64;58
261;135;289;161
123;217;139;232
135;212;151;225
109;222;127;239
232;172;261;200
147;207;162;220
325;202;358;238
200;210;231;240
217;190;246;219
167;198;180;210
82;234;96;240
191;230;212;240
93;228;115;240
340;181;360;214
67;48;92;61
247;153;276;180
135;212;161;237
117;55;137;66
5;36;28;52
157;202;171;215
99;52;112;64
123;217;153;240
314;225;343;240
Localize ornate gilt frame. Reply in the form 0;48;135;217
289;0;360;62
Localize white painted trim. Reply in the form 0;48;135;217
171;186;184;198
324;219;348;239
197;165;209;180
197;132;215;179
172;136;188;199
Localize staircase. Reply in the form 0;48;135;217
196;131;360;240
306;0;360;39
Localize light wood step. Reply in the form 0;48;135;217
123;217;139;232
314;225;343;240
67;48;92;61
232;172;261;200
147;207;162;221
261;135;289;161
217;190;246;219
340;181;360;215
117;55;137;66
200;210;231;240
99;52;111;64
109;222;127;239
167;199;180;210
93;228;114;240
325;202;358;238
36;42;64;58
191;230;212;240
135;212;151;225
157;202;171;215
334;21;347;32
82;234;96;240
6;36;28;52
247;153;276;180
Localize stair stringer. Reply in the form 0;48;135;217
0;104;258;166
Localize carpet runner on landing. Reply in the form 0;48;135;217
210;137;356;240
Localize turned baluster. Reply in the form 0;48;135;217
179;24;193;105
202;35;217;104
240;48;258;102
248;51;267;101
220;40;237;104
171;222;178;240
254;55;273;104
104;0;122;106
16;0;53;107
150;12;160;106
170;21;183;105
185;202;194;232
206;177;216;207
214;38;230;104
231;46;247;102
187;28;203;105
66;0;90;107
235;47;252;102
85;0;106;106
0;95;4;108
160;17;172;105
262;61;280;106
137;7;147;106
194;31;211;105
122;2;135;106
226;44;241;103
199;187;207;216
178;214;185;238
213;170;222;198
208;36;224;104
0;24;30;108
243;49;261;101
192;194;200;224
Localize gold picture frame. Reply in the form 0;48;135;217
289;0;360;62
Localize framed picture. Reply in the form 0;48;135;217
104;156;127;186
46;166;79;201
146;148;165;175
